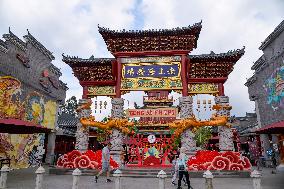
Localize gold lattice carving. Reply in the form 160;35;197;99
188;83;219;95
87;86;115;96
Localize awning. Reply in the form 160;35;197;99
0;118;51;134
256;120;284;134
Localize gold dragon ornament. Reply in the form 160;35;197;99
169;104;232;136
80;116;134;134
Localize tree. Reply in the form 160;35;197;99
61;96;78;116
194;126;212;149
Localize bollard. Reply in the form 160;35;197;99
203;170;213;189
113;169;122;189
72;168;81;189
250;170;262;189
35;166;45;189
157;170;167;189
0;165;10;189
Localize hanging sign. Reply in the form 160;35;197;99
126;108;177;118
121;56;182;91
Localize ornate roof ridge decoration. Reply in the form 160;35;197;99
49;64;62;76
244;74;257;87
98;21;202;53
3;28;27;51
259;19;284;50
0;39;8;53
251;55;266;71
98;22;202;38
189;47;245;62
59;80;69;91
62;53;114;67
23;30;55;60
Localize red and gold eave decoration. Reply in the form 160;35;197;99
187;150;251;171
57;150;119;169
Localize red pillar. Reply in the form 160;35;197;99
181;55;188;96
115;59;122;98
82;86;88;99
218;83;225;96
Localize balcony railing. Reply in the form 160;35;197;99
143;96;173;103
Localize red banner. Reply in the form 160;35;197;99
126;108;177;118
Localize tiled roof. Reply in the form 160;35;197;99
98;22;202;53
0;39;8;53
23;30;55;60
3;29;27;51
57;113;78;127
62;54;114;67
259;20;284;50
189;47;245;62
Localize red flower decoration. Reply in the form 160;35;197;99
143;156;160;166
74;155;91;169
238;157;251;170
67;150;82;162
221;151;240;163
63;162;75;169
57;154;68;167
211;156;230;170
229;163;244;171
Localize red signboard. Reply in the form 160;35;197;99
126;108;177;118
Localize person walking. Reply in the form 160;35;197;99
171;155;187;186
94;143;112;183
177;147;192;189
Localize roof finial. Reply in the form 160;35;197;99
8;27;11;33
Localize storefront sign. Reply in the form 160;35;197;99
126;108;177;118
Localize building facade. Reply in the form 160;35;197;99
245;20;284;170
0;29;67;168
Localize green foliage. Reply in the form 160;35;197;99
194;126;212;149
61;96;78;116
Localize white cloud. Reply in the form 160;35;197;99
140;0;284;116
0;0;137;120
0;0;283;120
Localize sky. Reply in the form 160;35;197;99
0;0;283;120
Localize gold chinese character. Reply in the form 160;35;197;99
137;68;145;76
167;67;176;75
127;68;135;76
148;68;155;75
159;68;164;75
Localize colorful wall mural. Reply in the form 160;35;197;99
0;76;58;168
0;133;45;169
264;65;284;110
0;76;25;119
0;76;57;128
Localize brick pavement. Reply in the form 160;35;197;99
5;167;284;189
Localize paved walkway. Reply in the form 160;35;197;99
5;167;284;189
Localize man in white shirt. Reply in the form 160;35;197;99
95;143;112;183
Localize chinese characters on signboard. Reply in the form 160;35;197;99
126;108;177;118
121;56;182;90
124;64;179;78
